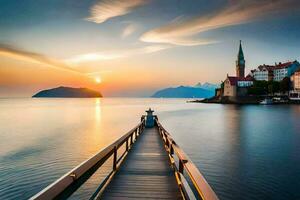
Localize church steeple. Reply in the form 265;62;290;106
236;40;245;78
238;40;244;60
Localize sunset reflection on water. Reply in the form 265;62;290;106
0;98;300;200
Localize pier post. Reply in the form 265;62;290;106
145;108;155;128
130;134;133;146
170;142;174;155
113;146;117;171
179;160;184;174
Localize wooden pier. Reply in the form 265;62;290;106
100;127;182;199
30;111;218;200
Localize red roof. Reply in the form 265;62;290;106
274;62;292;69
256;61;295;72
245;74;254;80
227;76;238;86
258;65;274;71
226;76;253;86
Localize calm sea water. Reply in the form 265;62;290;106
0;98;300;200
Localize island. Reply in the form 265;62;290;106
32;86;102;98
151;83;218;98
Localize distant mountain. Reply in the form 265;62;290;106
151;86;214;98
194;82;219;91
32;86;102;98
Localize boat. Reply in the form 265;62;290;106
289;91;300;101
260;98;273;105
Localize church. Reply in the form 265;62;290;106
223;41;253;97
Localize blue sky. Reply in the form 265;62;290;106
0;0;300;96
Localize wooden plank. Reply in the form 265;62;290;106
100;127;182;200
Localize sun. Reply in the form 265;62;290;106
95;77;102;84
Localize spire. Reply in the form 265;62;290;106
236;40;245;78
238;40;244;60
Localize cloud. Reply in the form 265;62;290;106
0;43;169;86
141;45;171;53
0;44;170;78
0;44;109;78
66;45;171;64
140;0;300;46
0;44;79;74
86;0;149;24
65;52;125;63
121;24;137;38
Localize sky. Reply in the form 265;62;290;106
1;0;300;97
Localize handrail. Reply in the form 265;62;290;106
155;118;219;200
30;117;146;200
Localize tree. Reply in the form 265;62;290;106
280;77;290;93
271;81;280;93
220;81;224;89
268;84;273;94
248;81;268;95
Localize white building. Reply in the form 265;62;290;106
273;66;289;81
237;79;253;87
252;65;274;81
253;61;300;82
253;70;268;81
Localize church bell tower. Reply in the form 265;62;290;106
236;40;245;78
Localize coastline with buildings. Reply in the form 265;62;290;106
197;41;300;105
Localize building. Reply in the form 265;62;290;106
273;61;300;81
223;41;253;97
252;65;274;81
224;75;253;96
291;68;300;91
236;41;245;78
224;76;237;96
289;68;300;100
252;61;300;82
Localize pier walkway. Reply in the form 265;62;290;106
101;127;182;199
31;110;218;200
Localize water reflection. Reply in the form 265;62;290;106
0;99;300;200
95;98;101;123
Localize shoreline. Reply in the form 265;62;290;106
189;96;300;105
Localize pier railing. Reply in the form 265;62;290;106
31;115;218;200
156;118;219;200
30;117;146;200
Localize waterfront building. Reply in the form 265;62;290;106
273;61;300;81
291;68;300;91
252;61;300;82
290;69;300;100
223;41;253;97
224;75;253;97
252;65;274;81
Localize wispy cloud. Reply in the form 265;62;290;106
140;0;300;46
0;44;170;80
0;44;109;78
66;45;170;64
0;44;79;74
141;45;171;53
121;24;137;38
65;52;125;64
86;0;149;24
